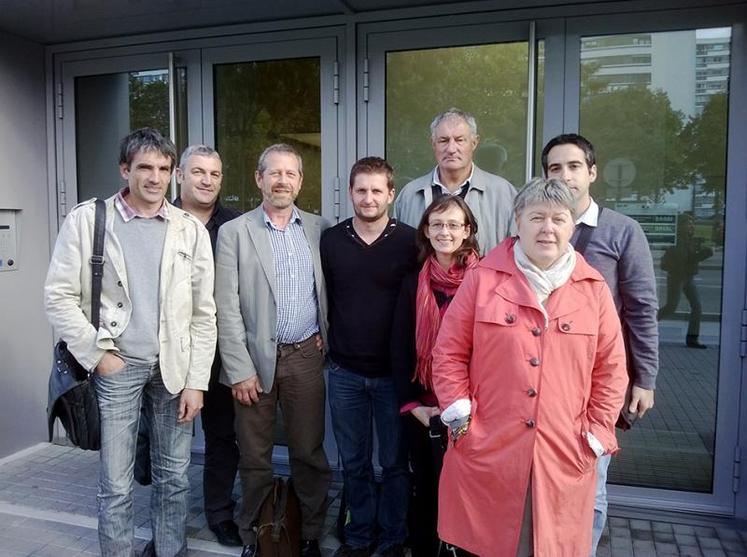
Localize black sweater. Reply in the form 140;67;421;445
321;218;417;377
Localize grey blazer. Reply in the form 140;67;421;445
215;205;330;391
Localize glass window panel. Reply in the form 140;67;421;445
386;42;528;192
213;58;321;215
579;27;731;492
75;68;183;201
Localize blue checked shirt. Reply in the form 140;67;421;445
264;208;320;344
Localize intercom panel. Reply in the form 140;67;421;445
0;209;18;272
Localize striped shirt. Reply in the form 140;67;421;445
263;207;319;344
114;187;169;222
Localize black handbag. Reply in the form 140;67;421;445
47;199;106;450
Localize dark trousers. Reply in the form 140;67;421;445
234;336;331;543
328;361;409;552
658;273;702;337
201;357;240;527
404;414;441;557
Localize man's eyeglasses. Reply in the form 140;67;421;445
428;221;466;232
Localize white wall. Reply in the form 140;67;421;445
0;32;52;456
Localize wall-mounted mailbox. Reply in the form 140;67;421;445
0;209;19;272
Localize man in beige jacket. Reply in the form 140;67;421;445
44;128;216;557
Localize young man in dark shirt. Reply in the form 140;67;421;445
321;157;417;557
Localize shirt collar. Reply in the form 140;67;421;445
114;187;169;222
263;206;302;231
575;197;599;227
432;163;475;195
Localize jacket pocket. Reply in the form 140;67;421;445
556;313;597;362
299;337;323;360
576;415;598;473
475;301;519;327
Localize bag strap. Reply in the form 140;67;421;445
573;206;603;256
272;478;289;542
90;199;106;330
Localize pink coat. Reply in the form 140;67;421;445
432;239;628;557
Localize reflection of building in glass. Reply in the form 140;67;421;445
130;69;168;84
581;29;730;117
695;33;730;114
581;34;653;92
581;28;730;215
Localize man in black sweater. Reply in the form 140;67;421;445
321;157;417;557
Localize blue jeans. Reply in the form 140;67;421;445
94;361;191;557
328;360;409;552
590;454;611;556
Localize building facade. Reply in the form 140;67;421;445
0;0;745;523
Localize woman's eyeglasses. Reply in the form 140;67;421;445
428;221;466;232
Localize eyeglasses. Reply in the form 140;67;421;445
428;221;466;232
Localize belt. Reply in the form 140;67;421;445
276;334;317;357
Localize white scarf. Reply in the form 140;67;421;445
513;241;576;327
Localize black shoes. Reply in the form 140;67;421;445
210;519;243;547
686;336;708;349
301;539;322;557
241;543;258;557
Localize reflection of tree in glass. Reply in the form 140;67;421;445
681;92;727;216
214;59;321;214
386;43;528;192
580;86;688;203
129;76;169;136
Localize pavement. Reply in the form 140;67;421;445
0;443;746;556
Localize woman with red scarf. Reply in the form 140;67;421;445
391;195;479;557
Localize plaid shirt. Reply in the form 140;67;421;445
114;187;169;222
264;207;319;343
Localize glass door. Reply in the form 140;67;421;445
564;7;746;515
201;35;342;463
361;19;536;192
201;36;342;220
57;51;200;221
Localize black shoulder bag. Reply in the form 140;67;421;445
46;199;106;450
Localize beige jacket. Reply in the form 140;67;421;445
44;195;217;394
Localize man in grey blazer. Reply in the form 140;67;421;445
393;107;517;254
215;144;331;557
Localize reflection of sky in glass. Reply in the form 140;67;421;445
696;27;731;39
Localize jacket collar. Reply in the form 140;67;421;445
480;238;604;317
414;164;488;193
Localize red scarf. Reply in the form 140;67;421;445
414;252;478;389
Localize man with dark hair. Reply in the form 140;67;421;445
322;157;418;557
45;128;217;556
394;108;516;254
541;133;659;555
174;144;243;546
215;143;331;557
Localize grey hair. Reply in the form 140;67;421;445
513;177;577;218
179;145;221;170
430;108;478;141
257;143;303;174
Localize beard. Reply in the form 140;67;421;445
353;205;389;223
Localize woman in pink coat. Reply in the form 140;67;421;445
432;177;628;556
